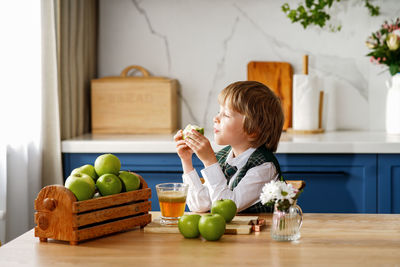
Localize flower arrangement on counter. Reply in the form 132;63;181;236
366;17;400;76
260;179;303;212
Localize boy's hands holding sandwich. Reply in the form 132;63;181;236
174;124;217;172
184;129;217;168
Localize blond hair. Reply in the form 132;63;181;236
218;81;284;152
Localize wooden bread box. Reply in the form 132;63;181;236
34;173;152;245
91;65;179;134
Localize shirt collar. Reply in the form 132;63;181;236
225;147;256;170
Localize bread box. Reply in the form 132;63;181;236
91;65;179;134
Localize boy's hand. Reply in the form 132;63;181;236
185;129;217;167
174;130;194;173
174;130;193;160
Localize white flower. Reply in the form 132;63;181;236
260;180;300;206
387;33;400;51
365;36;377;49
260;181;279;204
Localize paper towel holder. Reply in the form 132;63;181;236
286;54;325;134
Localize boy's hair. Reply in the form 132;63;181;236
218;81;284;152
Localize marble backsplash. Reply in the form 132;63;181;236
98;0;400;131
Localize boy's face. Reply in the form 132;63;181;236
213;103;251;147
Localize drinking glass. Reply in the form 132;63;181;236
155;183;188;225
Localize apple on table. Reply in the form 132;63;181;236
178;214;202;238
211;199;237;223
198;214;226;241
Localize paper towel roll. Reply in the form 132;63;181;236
293;74;320;130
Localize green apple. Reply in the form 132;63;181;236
178;214;201;238
198;214;226;241
94;154;121;176
71;164;98;181
211;199;237;223
65;173;96;201
96;174;122;196
182;124;204;139
118;171;141;192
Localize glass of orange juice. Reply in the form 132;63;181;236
156;183;189;225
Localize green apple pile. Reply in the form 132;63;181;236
65;153;141;201
178;199;237;241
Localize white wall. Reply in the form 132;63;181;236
98;0;400;131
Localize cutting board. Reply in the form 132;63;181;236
247;61;293;130
144;214;259;235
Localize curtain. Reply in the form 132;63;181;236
0;0;42;244
41;0;63;188
58;0;98;139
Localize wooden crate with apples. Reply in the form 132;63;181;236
34;173;152;245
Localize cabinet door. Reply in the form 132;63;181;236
276;154;377;213
378;154;400;213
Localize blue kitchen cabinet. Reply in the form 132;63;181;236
63;153;398;213
378;154;400;213
276;154;377;213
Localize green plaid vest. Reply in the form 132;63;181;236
215;145;282;213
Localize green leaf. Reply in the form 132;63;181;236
389;64;400;76
281;0;380;31
281;3;290;13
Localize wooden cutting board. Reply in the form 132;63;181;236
247;61;293;130
144;214;259;235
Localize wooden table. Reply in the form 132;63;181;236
1;213;399;266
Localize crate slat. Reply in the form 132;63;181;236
72;188;151;213
74;201;151;227
75;213;152;242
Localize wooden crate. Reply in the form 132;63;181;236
34;174;152;245
91;65;179;134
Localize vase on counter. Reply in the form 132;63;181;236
271;202;303;241
386;73;400;134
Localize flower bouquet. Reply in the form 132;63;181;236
260;180;303;212
260;180;304;241
366;17;400;75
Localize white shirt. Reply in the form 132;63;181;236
182;147;279;212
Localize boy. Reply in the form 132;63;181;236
174;81;284;213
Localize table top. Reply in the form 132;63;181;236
1;213;400;266
61;131;400;153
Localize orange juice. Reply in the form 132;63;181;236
158;191;187;218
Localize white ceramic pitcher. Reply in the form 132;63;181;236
386;73;400;134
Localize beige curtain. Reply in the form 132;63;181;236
41;0;63;186
41;0;98;186
58;0;98;139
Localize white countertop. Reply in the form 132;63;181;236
61;131;400;154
